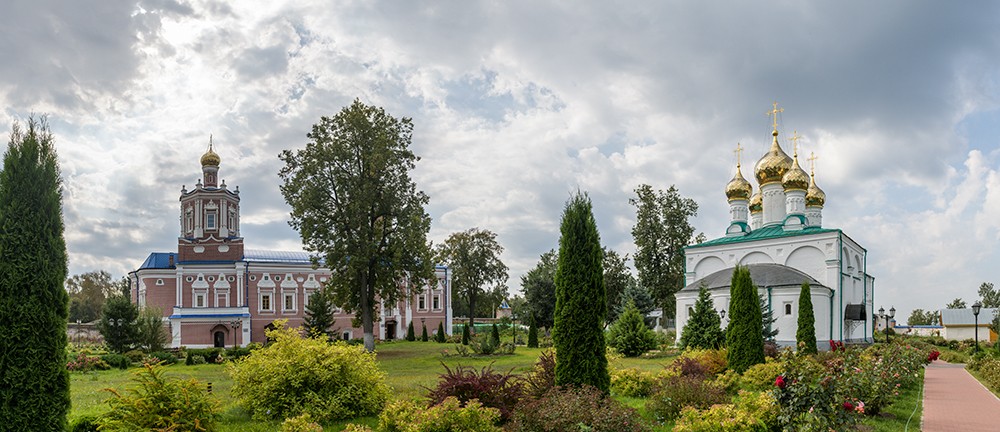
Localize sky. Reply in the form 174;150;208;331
3;1;1000;321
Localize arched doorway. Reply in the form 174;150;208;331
213;331;226;348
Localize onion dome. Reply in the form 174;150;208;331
725;164;753;201
782;153;810;191
749;191;763;213
200;144;220;167
754;129;793;185
806;171;826;207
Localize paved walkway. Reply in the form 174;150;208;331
921;360;1000;432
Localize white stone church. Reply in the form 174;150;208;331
676;109;874;349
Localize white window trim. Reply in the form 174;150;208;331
259;292;274;312
283;292;296;312
206;212;217;230
432;293;441;311
784;302;794;316
216;291;229;308
418;293;427;311
195;292;206;308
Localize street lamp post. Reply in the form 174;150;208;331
888;307;895;344
878;307;885;343
230;319;242;348
972;301;982;353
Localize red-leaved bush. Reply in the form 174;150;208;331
425;363;523;423
522;349;556;399
509;385;648;432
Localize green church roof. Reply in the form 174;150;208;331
688;224;839;249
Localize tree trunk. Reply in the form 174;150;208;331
360;269;375;352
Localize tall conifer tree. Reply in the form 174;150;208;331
796;282;818;354
725;266;764;373
680;286;724;349
0;118;70;430
553;192;609;393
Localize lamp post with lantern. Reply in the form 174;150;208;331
972;301;982;353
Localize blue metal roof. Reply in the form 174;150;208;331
139;252;178;270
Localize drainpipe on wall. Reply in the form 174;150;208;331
245;262;251;343
836;232;843;342
767;286;773;339
863;251;868;343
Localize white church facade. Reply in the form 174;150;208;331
676;107;874;348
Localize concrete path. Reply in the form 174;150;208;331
921;360;1000;432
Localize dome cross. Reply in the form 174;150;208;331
767;101;784;130
808;152;818;176
789;130;803;157
734;142;744;168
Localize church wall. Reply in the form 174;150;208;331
686;231;841;286
141;275;177;315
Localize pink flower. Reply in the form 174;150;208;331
775;376;786;389
843;401;854;411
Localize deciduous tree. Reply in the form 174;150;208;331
630;184;700;319
978;282;999;308
907;308;937;326
66;270;119;323
435;228;508;329
680;285;724;349
0;117;70;429
98;294;140;353
522;249;557;331
279;100;434;352
796;282;817;354
946;298;966;309
553;192;609;392
726;266;764;373
603;249;634;323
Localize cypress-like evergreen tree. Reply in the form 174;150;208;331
421;324;429;342
606;300;658;357
553;192;610;393
303;289;336;340
406;321;416;341
796;282;818;354
436;322;446;343
725;266;764;373
462;324;470;345
0;118;70;430
680;286;724;349
527;316;539;348
490;323;501;347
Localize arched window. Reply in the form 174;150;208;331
785;304;793;315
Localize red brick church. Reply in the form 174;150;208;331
129;144;452;348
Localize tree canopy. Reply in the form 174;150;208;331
630;184;699;319
680;285;724;350
0;117;70;429
304;288;337;340
435;227;508;328
279;100;434;352
553;192;609;392
946;298;967;309
522;249;558;330
907;308;938;326
66;270;126;323
603;248;637;324
978;282;999;308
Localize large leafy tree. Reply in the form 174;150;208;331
946;298;966;309
0;118;70;429
796;282;818;354
681;285;724;349
907;308;938;326
978;282;999;308
521;249;558;331
435;228;509;329
630;184;699;319
553;192;609;393
279;100;435;352
304;288;337;340
603;248;636;323
726;266;764;373
66;270;120;323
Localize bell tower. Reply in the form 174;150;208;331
178;138;244;262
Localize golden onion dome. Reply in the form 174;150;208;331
200;145;220;167
806;172;826;207
749;191;762;213
782;154;810;191
725;164;753;201
754;129;793;185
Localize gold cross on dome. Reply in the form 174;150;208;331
209;134;214;151
789;130;803;156
808;152;818;175
734;142;743;167
767;101;784;130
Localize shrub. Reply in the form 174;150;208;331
123;349;145;363
462;325;470;345
673;390;778;432
97;364;221;431
491;324;501;347
527;319;539;348
670;356;709;379
425;363;523;422
509;385;648;432
226;346;254;362
771;350;856;431
522;349;556;399
680;286;724;350
228;322;390;422
646;375;728;422
406;321;416;341
421;324;429;342
146;351;177;365
763;340;780;358
280;413;323;432
189;355;207;365
101;353;131;370
379;397;501;432
676;348;727;376
69;414;100;432
609;367;659;397
607;300;658;357
741;358;786;391
712;369;742;395
67;353;111;372
969;357;1000;392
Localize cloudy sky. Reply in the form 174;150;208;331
4;1;1000;320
